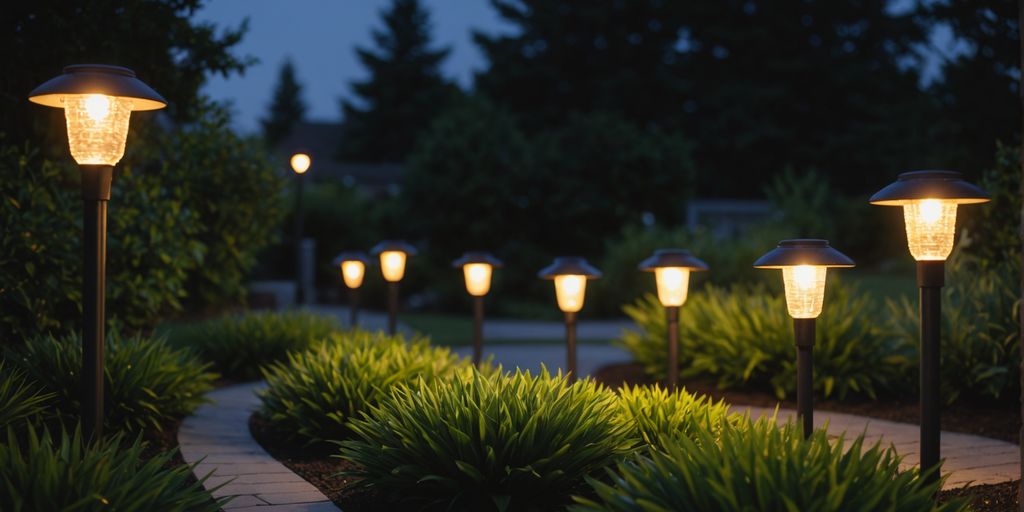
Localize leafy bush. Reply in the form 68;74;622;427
0;427;225;512
259;330;466;442
164;311;341;381
618;282;900;400
614;384;734;448
340;368;635;511
572;417;966;512
7;332;215;432
0;360;53;430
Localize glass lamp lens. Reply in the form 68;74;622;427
63;94;132;165
341;260;365;288
290;153;311;174
903;199;957;261
463;263;493;296
654;267;690;307
782;265;827;319
554;275;587;313
380;251;406;282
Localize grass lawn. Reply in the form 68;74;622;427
844;269;916;304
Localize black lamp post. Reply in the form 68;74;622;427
334;251;369;327
539;257;601;383
290;151;311;305
453;252;504;367
754;239;854;438
371;240;417;335
870;171;989;481
28;65;166;439
638;249;708;392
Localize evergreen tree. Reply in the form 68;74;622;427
339;0;457;162
261;58;308;147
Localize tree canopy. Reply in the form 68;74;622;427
261;59;308;148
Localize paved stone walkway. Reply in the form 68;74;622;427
178;384;339;511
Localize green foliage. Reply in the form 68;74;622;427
261;58;307;147
0;360;54;431
259;330;466;442
164;311;341;381
618;283;898;400
0;427;225;512
340;368;634;511
572;417;966;512
7;332;215;433
968;143;1020;266
614;385;734;449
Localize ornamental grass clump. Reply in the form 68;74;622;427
573;417;967;512
259;330;466;442
0;360;53;431
615;384;734;448
0;427;225;512
339;368;635;512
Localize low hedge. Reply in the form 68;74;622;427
614;384;734;449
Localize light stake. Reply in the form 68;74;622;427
539;257;601;383
29;64;166;439
453;252;504;367
371;240;417;335
754;239;854;438
290;151;311;305
334;251;369;327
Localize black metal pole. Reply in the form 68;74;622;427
293;174;305;305
387;281;399;335
666;306;680;392
80;165;112;441
349;287;360;328
565;311;578;383
472;296;484;367
918;260;944;484
793;317;816;438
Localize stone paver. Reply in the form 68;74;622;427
178;383;338;511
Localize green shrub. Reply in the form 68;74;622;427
0;426;225;512
614;384;734;448
618;282;900;400
7;332;215;433
164;311;341;380
340;368;635;511
572;417;966;512
259;330;466;442
0;360;53;430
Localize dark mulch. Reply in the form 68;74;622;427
592;362;1021;443
940;480;1020;511
249;413;389;512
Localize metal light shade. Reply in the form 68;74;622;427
29;65;166;166
754;240;855;319
372;240;417;283
539;257;601;313
334;251;369;289
639;249;709;307
453;252;504;297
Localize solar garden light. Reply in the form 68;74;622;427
754;240;854;439
28;64;166;439
638;249;709;392
333;251;369;327
290;151;311;304
371;240;417;335
453;252;504;367
870;171;988;481
539;257;602;383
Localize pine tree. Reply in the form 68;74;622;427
339;0;457;162
261;58;307;148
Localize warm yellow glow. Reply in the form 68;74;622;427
463;263;493;296
290;153;311;174
654;267;691;307
782;265;827;319
554;275;587;313
903;199;957;261
380;251;407;282
341;260;365;288
63;94;132;165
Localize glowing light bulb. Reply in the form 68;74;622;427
782;265;827;318
463;263;493;296
84;94;111;121
554;275;587;313
903;199;957;261
341;260;365;288
654;267;690;307
291;153;311;174
62;94;132;165
380;251;407;282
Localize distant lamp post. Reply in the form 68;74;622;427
453;252;504;367
29;64;166;439
638;249;709;392
539;257;601;383
870;171;988;481
333;251;369;327
371;240;417;335
290;151;311;305
754;239;854;438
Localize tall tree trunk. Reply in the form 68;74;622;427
1018;2;1024;510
